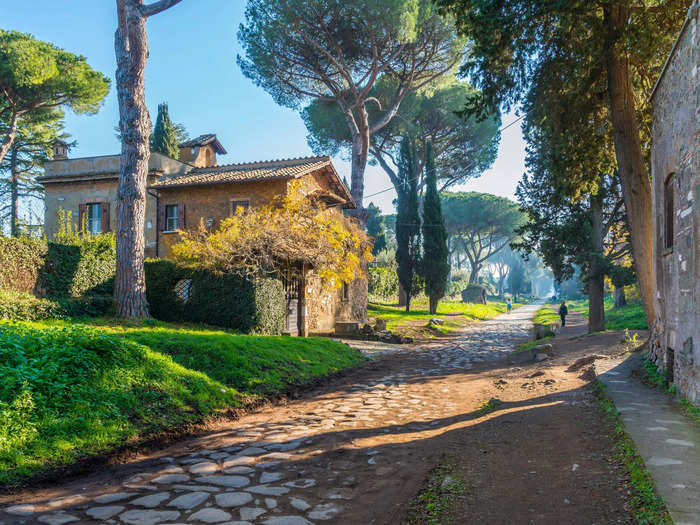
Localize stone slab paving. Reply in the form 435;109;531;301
1;304;542;525
597;353;700;525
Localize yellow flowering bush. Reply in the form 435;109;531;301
172;182;373;287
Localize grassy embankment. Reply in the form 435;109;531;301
567;299;647;331
369;298;521;336
0;318;364;486
534;299;647;332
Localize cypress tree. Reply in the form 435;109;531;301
150;103;179;159
422;141;449;315
395;136;421;312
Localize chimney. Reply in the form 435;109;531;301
53;140;68;160
177;134;227;167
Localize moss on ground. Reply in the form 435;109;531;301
405;459;465;525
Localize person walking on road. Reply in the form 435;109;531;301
506;298;512;314
559;300;568;327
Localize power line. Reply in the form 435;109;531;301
361;114;525;202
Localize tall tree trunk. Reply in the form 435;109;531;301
349;114;370;222
429;295;438;315
0;111;19;167
114;0;151;318
398;281;407;307
588;197;606;332
614;285;627;308
112;0;182;317
468;263;481;285
9;146;19;237
603;4;655;326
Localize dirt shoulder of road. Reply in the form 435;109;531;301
403;328;648;525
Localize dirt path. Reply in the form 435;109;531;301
1;304;637;525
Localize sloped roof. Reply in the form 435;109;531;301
178;133;227;154
151;155;355;208
152;156;327;187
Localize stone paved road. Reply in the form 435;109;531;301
1;303;541;525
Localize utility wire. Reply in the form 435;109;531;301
360;114;525;202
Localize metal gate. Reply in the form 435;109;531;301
282;267;302;336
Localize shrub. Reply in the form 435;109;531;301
40;234;116;297
0;234;115;298
0;236;46;293
0;290;112;321
368;266;399;300
0;291;61;321
145;259;285;334
446;277;469;298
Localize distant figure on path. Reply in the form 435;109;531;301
559;300;568;327
506;298;512;314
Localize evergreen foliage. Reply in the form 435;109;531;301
144;259;286;335
237;0;463;207
366;203;388;255
0;109;66;236
0;30;109;165
508;258;527;301
149;103;179;159
395;136;421;311
442;192;525;285
421;142;449;314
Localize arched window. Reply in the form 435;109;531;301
664;174;674;250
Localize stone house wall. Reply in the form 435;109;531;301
304;272;368;334
42;176;160;258
650;2;699;404
157;179;288;257
40;151;368;335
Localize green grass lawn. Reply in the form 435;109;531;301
0;318;364;486
533;305;561;325
566;299;648;331
369;298;519;336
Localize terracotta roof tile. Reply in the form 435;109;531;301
151;155;334;188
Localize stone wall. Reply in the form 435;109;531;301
157;179;288;257
42;176;160;258
650;2;699;404
304;272;368;334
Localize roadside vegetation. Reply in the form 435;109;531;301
595;382;671;525
567;299;647;331
0;318;364;486
640;358;700;428
532;305;560;326
369;298;521;337
406;459;465;525
514;335;554;355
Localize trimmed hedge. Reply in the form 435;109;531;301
0;237;46;293
0;235;116;298
39;235;116;297
145;259;285;334
0;290;113;321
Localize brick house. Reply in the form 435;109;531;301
649;1;699;404
39;134;368;336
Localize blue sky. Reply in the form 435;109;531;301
2;0;526;213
